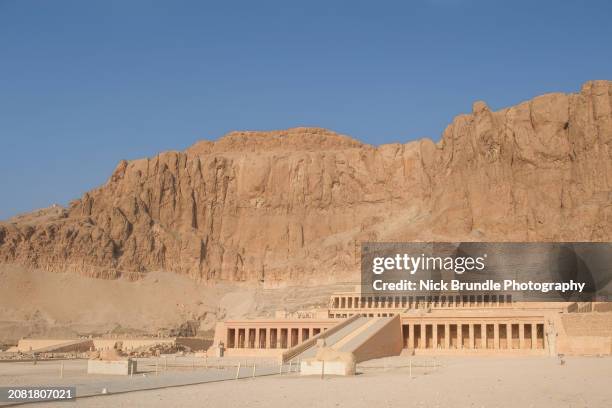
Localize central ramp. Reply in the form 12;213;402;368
283;315;403;363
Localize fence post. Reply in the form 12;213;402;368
252;363;256;378
321;360;325;380
279;362;283;375
289;361;292;373
235;362;241;380
409;359;412;378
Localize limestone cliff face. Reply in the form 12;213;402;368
1;81;611;284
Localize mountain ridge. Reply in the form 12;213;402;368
1;80;611;285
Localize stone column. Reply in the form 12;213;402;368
408;324;412;348
255;328;260;349
481;323;487;349
519;323;525;349
531;323;537;349
493;324;499;349
458;324;463;349
233;329;238;349
469;324;474;349
506;323;512;349
444;323;450;349
405;323;411;349
433;324;438;349
420;324;426;349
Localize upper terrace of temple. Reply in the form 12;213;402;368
328;292;514;316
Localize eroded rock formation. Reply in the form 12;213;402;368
1;81;611;285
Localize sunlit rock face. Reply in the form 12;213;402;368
1;81;611;285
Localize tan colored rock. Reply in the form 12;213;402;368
1;81;611;285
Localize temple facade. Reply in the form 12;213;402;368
211;290;612;360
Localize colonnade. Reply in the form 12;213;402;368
402;321;545;350
226;326;327;349
331;294;512;310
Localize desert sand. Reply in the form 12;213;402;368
0;265;351;344
30;355;612;408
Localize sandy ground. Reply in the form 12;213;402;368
23;355;612;408
0;356;279;387
0;265;352;344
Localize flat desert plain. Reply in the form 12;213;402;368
36;355;612;408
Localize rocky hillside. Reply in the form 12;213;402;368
1;81;611;285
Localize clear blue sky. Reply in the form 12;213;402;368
1;0;611;220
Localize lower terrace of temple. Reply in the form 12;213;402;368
215;292;555;355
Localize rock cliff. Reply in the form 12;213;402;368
1;81;611;285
